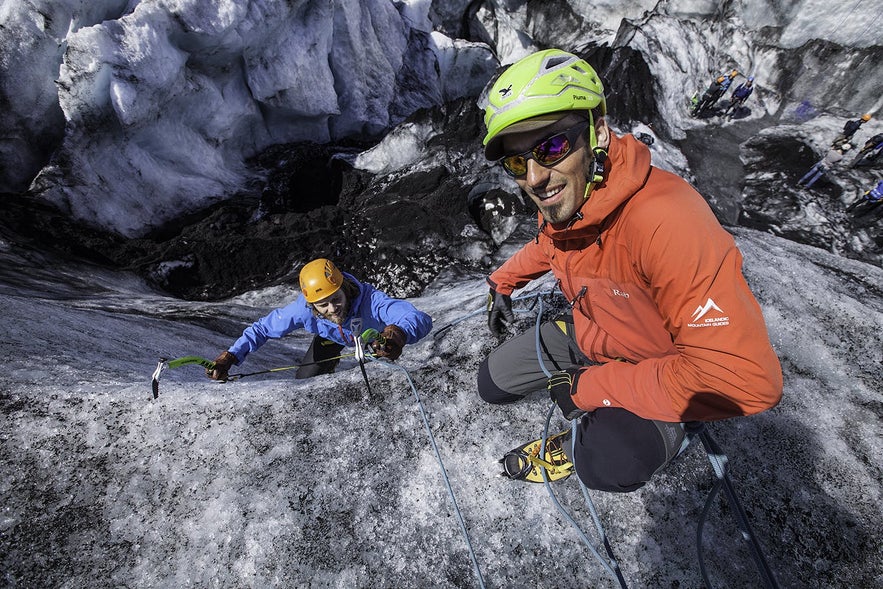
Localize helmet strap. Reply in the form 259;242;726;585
583;112;601;198
584;147;608;200
590;147;608;184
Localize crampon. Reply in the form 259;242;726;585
500;430;574;482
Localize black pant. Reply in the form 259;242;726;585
296;335;344;379
477;315;685;492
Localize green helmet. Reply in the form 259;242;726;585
482;49;606;160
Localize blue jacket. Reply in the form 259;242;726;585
843;119;864;137
732;83;753;100
228;273;432;364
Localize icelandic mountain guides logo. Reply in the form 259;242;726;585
688;298;729;328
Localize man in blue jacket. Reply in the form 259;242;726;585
864;179;883;202
723;76;754;116
832;113;871;147
207;258;432;380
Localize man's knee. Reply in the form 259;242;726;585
476;357;522;404
571;408;670;493
575;465;649;493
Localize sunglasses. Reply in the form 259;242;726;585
500;120;591;177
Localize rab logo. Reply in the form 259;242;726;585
498;84;513;99
688;298;730;328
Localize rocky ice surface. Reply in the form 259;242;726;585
1;204;882;588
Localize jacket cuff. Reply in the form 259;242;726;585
572;366;614;412
486;277;514;296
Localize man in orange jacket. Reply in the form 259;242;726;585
478;49;783;491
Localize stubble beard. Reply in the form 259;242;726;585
539;201;569;225
534;175;588;226
321;303;349;325
324;311;346;325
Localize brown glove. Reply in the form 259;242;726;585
372;325;407;361
207;351;237;381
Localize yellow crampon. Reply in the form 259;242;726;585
500;430;574;482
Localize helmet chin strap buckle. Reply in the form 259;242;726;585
587;147;608;189
583;147;608;200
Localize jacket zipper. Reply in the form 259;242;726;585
562;249;590;315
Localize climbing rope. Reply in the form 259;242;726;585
525;291;777;588
432;287;626;585
163;283;778;587
367;355;487;589
431;289;556;339
531;293;629;588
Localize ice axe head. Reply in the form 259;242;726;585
360;328;382;344
151;358;169;400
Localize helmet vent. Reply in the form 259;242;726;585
481;49;607;157
544;55;571;71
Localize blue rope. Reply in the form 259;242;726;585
532;294;628;588
367;356;487;589
432;289;557;338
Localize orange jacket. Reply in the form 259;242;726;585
488;133;782;422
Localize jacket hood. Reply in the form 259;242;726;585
541;132;652;243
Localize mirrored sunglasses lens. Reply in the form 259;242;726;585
502;155;527;176
534;134;571;165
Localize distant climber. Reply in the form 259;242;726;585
865;179;883;203
832;114;871;147
690;70;740;117
797;143;851;189
846;178;883;216
850;133;883;167
723;76;755;117
690;75;726;117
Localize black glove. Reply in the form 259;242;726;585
487;288;514;337
207;351;236;381
548;367;586;420
372;325;407;361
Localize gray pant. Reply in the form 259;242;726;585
477;316;685;492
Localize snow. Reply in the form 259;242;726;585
353;122;439;175
2;223;882;588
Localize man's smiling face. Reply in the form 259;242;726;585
500;112;609;226
312;290;349;325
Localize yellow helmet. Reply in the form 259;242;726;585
299;258;344;303
861;113;872;121
481;49;606;160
